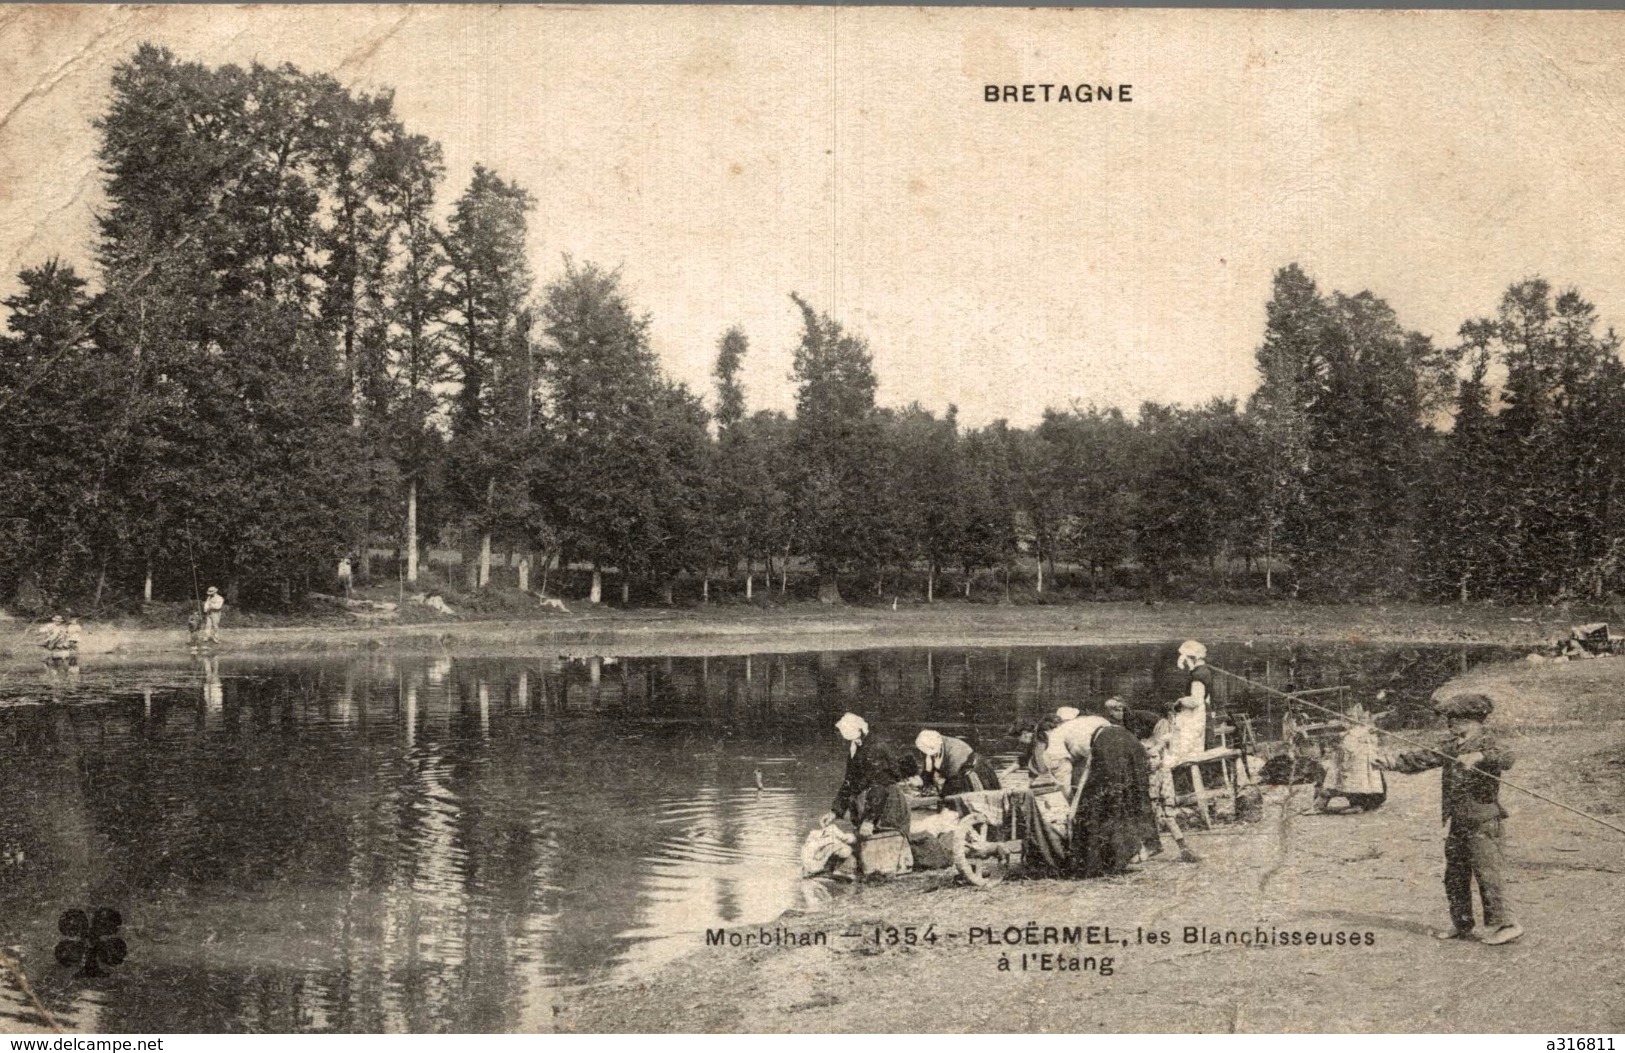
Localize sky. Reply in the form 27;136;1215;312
2;6;1624;427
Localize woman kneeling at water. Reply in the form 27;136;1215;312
914;729;1002;797
823;713;912;832
817;713;915;876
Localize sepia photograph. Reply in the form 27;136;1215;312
0;3;1623;1037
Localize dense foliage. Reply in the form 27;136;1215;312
4;46;1625;611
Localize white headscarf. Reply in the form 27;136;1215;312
1177;640;1207;670
835;713;868;756
915;729;944;773
1055;706;1080;722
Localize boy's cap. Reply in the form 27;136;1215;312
1434;693;1493;719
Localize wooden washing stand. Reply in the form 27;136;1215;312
1171;746;1244;829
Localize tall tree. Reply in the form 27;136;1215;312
1421;323;1497;601
1042;405;1135;591
440;165;538;589
92;46;374;605
0;261;120;605
1246;265;1449;597
313;94;447;585
1462;281;1625;600
1291;291;1449;596
787;293;886;602
713;326;748;431
737;409;795;598
959;421;1019;598
888;404;964;602
1246;263;1325;591
536;260;666;602
708;327;753;595
1008;424;1065;592
625;381;712;603
381;133;450;586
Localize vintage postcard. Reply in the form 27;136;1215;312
1;4;1623;1038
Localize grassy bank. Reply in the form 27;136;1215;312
556;656;1625;1033
0;598;1595;667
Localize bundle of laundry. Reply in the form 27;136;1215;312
800;823;857;877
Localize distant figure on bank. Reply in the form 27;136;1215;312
914;728;1001;797
337;557;353;598
202;586;225;644
64;616;82;654
1381;693;1522;946
37;615;65;652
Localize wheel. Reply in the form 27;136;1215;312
953;812;1008;887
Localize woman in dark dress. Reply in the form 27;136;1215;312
824;712;911;834
823;713;914;876
1067;721;1163;878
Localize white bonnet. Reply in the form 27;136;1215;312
835;712;868;741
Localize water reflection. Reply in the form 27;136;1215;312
0;641;1510;1032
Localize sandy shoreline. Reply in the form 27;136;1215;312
555;656;1625;1033
0;600;1583;668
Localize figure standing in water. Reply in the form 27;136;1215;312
202;586;225;645
37;615;65;653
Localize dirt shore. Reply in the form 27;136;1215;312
556;656;1625;1033
0;599;1589;667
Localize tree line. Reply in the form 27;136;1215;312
3;46;1624;612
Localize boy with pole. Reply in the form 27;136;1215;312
1380;692;1523;946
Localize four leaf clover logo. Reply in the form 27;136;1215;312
54;908;126;978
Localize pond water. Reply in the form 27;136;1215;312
0;640;1512;1032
